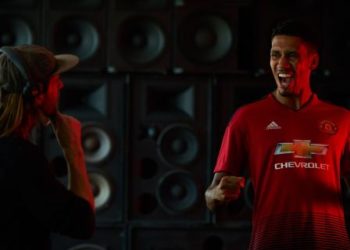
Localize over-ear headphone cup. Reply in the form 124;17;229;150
0;46;38;101
22;81;33;100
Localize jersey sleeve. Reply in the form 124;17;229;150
341;116;350;176
213;108;248;176
16;142;95;239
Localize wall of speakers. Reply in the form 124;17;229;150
128;74;213;222
2;0;347;249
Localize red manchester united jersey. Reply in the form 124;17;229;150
214;93;350;250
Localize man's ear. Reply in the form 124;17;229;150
309;52;319;70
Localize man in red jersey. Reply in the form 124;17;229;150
205;19;350;249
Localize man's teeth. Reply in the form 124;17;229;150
278;73;292;78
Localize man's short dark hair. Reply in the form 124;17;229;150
271;19;320;51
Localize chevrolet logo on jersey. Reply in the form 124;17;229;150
274;140;328;159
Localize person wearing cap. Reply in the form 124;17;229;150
0;45;95;249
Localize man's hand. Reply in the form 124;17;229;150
205;173;245;211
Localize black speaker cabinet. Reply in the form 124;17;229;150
0;0;43;46
129;224;251;250
173;1;239;73
41;74;127;226
128;74;213;222
51;226;125;250
43;0;108;72
107;0;172;73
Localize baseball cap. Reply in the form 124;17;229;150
0;44;79;88
9;44;79;83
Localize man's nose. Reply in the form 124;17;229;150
277;55;290;68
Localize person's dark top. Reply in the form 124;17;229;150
0;136;95;250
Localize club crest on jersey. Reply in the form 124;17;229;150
274;139;328;158
319;120;337;135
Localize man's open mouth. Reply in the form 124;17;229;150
278;73;293;87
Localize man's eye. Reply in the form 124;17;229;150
288;53;298;59
270;53;279;59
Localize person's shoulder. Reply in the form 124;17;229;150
317;98;350;116
227;94;271;127
235;94;271;116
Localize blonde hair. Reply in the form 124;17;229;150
0;54;33;138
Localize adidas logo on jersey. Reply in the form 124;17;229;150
266;121;282;130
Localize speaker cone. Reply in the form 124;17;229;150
117;17;165;65
177;14;233;64
89;171;112;211
82;123;113;164
53;18;99;60
0;17;33;46
157;170;198;214
157;124;199;167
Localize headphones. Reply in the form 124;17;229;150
0;46;40;100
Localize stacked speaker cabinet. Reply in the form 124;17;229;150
43;0;108;72
41;74;127;249
128;74;213;223
173;0;239;74
107;0;173;73
0;0;43;47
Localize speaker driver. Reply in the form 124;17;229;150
82;123;113;164
0;17;33;46
156;170;198;214
177;14;233;64
53;18;99;61
117;17;165;64
68;244;105;250
89;171;112;211
157;124;199;167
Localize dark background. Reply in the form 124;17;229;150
1;0;350;249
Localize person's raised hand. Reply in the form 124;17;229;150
214;176;245;203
